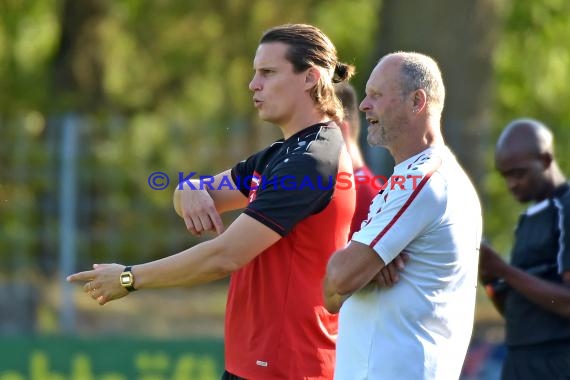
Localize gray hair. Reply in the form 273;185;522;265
384;52;445;111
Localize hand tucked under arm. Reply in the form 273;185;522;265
173;169;248;236
371;251;409;288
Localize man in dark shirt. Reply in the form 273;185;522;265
480;118;570;380
67;24;356;380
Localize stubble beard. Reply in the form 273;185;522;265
367;122;391;148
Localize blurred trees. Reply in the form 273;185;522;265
0;0;380;275
366;0;570;254
376;0;502;187
368;0;502;186
485;0;570;251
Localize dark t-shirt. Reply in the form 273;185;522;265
504;183;570;346
232;122;343;236
225;122;356;379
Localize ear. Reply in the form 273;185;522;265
411;89;428;114
304;67;321;90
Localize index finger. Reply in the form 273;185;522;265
66;270;96;283
183;214;201;236
194;206;224;235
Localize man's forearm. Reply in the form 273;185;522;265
503;266;570;319
134;239;233;289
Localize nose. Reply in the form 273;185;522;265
249;74;261;92
359;97;370;112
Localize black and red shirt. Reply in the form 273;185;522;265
226;122;355;379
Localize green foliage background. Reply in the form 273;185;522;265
0;0;381;273
486;0;570;253
1;0;570;278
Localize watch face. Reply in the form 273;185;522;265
121;272;133;286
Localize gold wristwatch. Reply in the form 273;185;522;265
120;266;137;292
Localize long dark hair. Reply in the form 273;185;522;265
260;24;355;123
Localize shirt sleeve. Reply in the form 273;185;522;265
352;171;447;265
555;197;570;273
231;151;262;198
241;152;335;236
